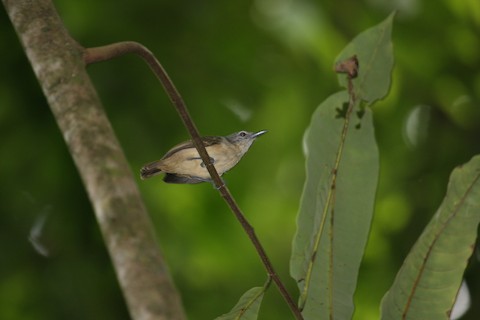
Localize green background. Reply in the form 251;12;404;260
1;0;479;319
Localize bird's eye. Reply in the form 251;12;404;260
239;131;247;137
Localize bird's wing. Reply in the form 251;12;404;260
162;136;222;160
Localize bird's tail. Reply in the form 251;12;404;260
140;161;163;180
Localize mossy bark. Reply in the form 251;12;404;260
2;0;186;319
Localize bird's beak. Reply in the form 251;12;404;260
252;130;268;138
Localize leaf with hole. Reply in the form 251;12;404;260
290;13;395;320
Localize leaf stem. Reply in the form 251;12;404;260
84;42;303;320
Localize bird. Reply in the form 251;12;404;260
140;130;267;184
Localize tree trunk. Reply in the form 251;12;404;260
2;0;186;319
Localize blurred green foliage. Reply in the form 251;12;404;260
1;0;479;319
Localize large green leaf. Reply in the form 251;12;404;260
290;14;394;320
215;286;266;320
290;90;378;319
381;155;480;320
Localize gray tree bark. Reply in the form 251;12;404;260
2;0;186;319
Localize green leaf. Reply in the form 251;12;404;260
290;14;395;320
215;286;266;320
336;12;395;103
381;155;480;320
290;90;378;319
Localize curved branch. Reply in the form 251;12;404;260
84;42;304;320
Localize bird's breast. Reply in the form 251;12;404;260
158;144;242;179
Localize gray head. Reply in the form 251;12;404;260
226;130;267;143
225;130;267;152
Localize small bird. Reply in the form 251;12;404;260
140;130;267;184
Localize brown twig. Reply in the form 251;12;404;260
84;42;304;320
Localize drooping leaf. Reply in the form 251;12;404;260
381;155;480;320
290;90;378;319
337;12;395;103
290;14;395;320
215;286;266;320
